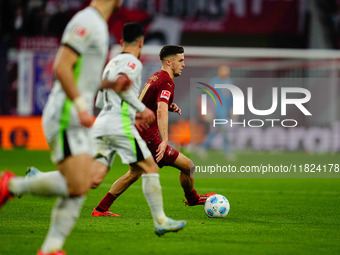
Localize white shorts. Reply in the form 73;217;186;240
46;126;94;165
94;133;151;167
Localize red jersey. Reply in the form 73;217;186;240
139;70;175;140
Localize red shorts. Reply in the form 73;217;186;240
144;136;179;168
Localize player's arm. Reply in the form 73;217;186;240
156;101;169;162
100;73;132;93
119;88;155;125
113;63;155;124
102;61;144;111
116;62;145;112
54;45;92;127
117;79;146;112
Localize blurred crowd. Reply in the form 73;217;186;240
2;0;89;40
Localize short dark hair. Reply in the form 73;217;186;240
159;45;184;61
123;22;144;43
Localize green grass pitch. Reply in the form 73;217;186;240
0;149;339;255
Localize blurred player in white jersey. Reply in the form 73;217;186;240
0;1;130;254
90;22;186;236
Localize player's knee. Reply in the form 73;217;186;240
90;161;108;189
68;185;88;197
142;163;158;174
91;180;101;189
141;157;159;174
150;162;159;173
69;190;87;197
190;161;195;177
91;174;106;189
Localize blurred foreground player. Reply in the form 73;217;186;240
93;45;215;217
0;1;130;254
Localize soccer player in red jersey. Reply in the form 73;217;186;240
93;45;215;216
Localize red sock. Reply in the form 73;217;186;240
96;192;116;212
185;189;200;203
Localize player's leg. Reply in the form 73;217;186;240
39;149;93;253
92;133;155;216
170;152;216;206
57;154;92;196
91;136;125;216
92;165;140;217
1;131;93;254
39;126;98;253
109;167;142;195
3;170;68;200
39;127;94;253
169;152;199;203
14;154;98;196
2;127;93;200
147;140;199;206
117;133;186;235
40;194;85;254
90;159;110;189
133;156;186;236
1;160;75;207
137;156;165;223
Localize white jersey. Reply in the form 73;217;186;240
92;53;145;137
43;6;108;141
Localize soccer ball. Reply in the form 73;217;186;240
204;194;230;218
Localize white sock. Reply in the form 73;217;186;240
8;171;68;197
142;173;167;225
41;195;86;253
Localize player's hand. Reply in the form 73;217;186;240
136;108;155;125
78;110;93;127
169;103;181;115
156;140;167;163
135;118;149;132
74;96;93;127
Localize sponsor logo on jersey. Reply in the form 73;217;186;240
74;26;87;37
127;62;136;69
160;90;171;100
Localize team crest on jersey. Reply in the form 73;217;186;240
73;26;87;38
160;90;171;100
127;62;136;69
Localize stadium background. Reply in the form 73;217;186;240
0;1;340;255
1;0;340;151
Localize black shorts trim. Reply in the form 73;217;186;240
63;131;71;159
135;138;144;162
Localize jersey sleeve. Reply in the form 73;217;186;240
102;58;146;112
156;79;174;105
119;89;146;112
102;58;140;82
118;61;145;112
61;18;92;55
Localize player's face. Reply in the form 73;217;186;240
171;53;185;77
